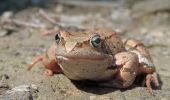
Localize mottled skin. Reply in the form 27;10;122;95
28;29;159;95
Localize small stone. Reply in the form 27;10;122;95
0;74;9;95
0;84;38;100
89;95;97;100
0;29;8;37
55;4;64;13
0;11;13;23
0;74;9;88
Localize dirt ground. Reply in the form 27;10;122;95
0;0;170;100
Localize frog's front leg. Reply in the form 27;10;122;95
100;52;139;88
114;52;139;88
28;54;62;76
28;44;63;76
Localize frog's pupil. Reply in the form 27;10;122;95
94;37;100;44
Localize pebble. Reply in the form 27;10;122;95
0;29;8;37
0;84;38;100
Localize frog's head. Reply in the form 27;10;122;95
55;29;125;80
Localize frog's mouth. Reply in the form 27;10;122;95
56;55;117;70
56;55;110;61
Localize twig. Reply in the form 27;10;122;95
39;9;61;28
3;19;45;29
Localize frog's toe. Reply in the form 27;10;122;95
44;69;54;76
152;72;160;87
28;55;43;70
146;72;160;95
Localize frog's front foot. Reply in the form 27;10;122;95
99;52;138;88
114;52;139;88
28;55;43;71
44;69;54;76
28;54;63;76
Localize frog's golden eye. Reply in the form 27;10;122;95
90;35;101;48
55;32;61;44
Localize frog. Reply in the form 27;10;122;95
28;29;159;95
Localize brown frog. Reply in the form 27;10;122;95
28;29;159;95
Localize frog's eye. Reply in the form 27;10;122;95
55;32;61;43
90;35;101;48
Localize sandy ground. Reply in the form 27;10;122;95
0;1;170;100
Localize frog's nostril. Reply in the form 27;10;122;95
76;43;83;48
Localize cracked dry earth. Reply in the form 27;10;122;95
0;4;170;100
